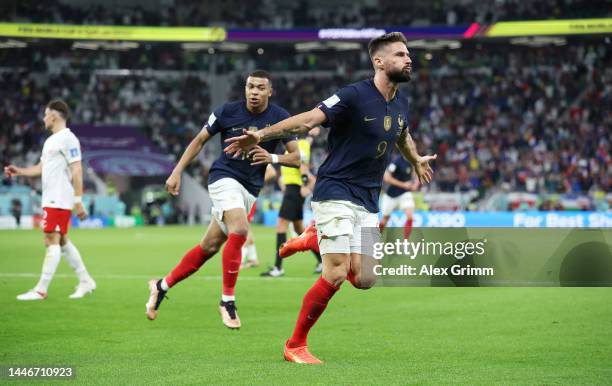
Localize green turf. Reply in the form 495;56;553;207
1;226;611;385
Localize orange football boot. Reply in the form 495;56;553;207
283;341;323;364
279;224;319;258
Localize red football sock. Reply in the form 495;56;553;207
165;245;211;288
287;276;340;348
404;218;413;239
222;233;247;297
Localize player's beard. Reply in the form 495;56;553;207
387;67;411;83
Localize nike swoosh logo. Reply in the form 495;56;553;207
364;116;376;122
228;270;239;274
307;315;316;320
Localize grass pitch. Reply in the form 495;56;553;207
1;225;611;385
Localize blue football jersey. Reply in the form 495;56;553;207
207;101;294;196
313;79;410;212
386;155;414;198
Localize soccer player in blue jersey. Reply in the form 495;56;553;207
225;32;436;363
146;70;300;329
379;154;420;239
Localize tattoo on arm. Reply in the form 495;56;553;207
259;110;322;143
396;129;420;165
260;124;312;142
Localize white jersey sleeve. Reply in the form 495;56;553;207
61;132;82;164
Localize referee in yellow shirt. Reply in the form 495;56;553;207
261;128;322;277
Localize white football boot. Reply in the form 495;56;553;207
69;279;96;299
17;289;47;301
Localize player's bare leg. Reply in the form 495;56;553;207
347;252;378;290
284;251;348;364
146;219;225;320
240;229;259;269
17;232;61;301
218;207;249;329
60;235;96;299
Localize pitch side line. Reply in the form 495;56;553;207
0;272;313;282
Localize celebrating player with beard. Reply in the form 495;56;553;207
225;32;436;363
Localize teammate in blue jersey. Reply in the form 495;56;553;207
146;70;300;329
379;154;420;239
226;32;436;363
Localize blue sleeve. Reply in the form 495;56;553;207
316;86;358;127
203;105;225;136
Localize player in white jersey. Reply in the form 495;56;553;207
4;99;96;300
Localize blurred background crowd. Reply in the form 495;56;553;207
2;0;609;27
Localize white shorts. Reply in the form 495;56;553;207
311;200;380;256
380;192;415;216
208;178;256;235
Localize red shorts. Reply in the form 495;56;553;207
42;207;72;235
247;202;257;223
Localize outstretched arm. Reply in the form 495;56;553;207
165;126;212;196
224;108;326;157
395;129;436;184
3;162;42;178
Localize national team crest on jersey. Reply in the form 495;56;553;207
69;148;79;157
247;126;258;132
384;115;392;131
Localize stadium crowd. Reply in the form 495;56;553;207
235;42;611;197
0;42;368;74
2;0;609;28
1;41;610;209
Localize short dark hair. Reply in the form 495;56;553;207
248;69;272;85
368;32;409;58
47;99;70;120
